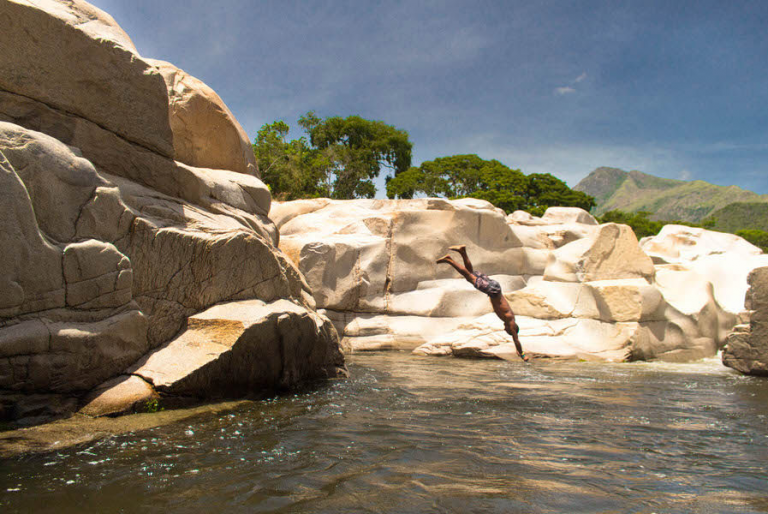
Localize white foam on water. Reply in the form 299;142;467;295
626;351;734;375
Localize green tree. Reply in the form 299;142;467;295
387;154;593;215
736;229;768;252
254;113;412;200
468;160;528;213
386;154;492;199
526;173;596;215
299;112;412;199
253;121;326;200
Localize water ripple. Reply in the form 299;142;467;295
2;353;768;513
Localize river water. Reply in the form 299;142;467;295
2;353;768;513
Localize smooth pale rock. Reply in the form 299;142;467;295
540;207;598;225
413;315;635;361
544;223;655;283
587;279;664;322
277;198;528;314
507;278;666;323
507;223;597;250
386;275;526;317
149;59;257;176
0;150;65;318
507;282;598;320
2;309;149;393
278;198;735;362
78;374;156;417
0;0;174;156
642;226;768;314
507;208;598;249
630;321;717;362
323;310;478;351
640;224;762;264
63;240;132;309
653;265;714;315
0;93;273;221
686;253;768;314
723;267;768;375
124;299;345;397
507;210;545;225
0;122;108;242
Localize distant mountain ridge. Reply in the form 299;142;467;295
574;167;768;223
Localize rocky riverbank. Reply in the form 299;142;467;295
3;0;768;435
273;199;768;363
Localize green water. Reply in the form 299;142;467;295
2;353;768;513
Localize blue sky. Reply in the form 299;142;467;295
89;0;768;195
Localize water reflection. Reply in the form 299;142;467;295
2;354;768;513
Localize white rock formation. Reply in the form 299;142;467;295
276;201;754;363
640;225;768;313
149;59;257;176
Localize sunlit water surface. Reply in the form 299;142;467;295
2;353;768;513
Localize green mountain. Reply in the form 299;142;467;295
574;167;768;223
704;202;768;233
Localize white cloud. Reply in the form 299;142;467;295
679;169;693;180
554;72;587;95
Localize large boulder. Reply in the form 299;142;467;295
0;2;257;179
0;1;345;425
274;198;534;317
544;223;655;283
149;59;257;176
641;225;768;313
80;299;346;416
723;267;768;375
506;208;599;249
0;0;173;156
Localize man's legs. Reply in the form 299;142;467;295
449;245;473;274
436;254;475;283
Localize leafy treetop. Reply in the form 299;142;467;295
386;154;595;215
254;112;412;200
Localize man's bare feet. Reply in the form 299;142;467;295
449;245;467;254
436;255;453;264
519;351;530;362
